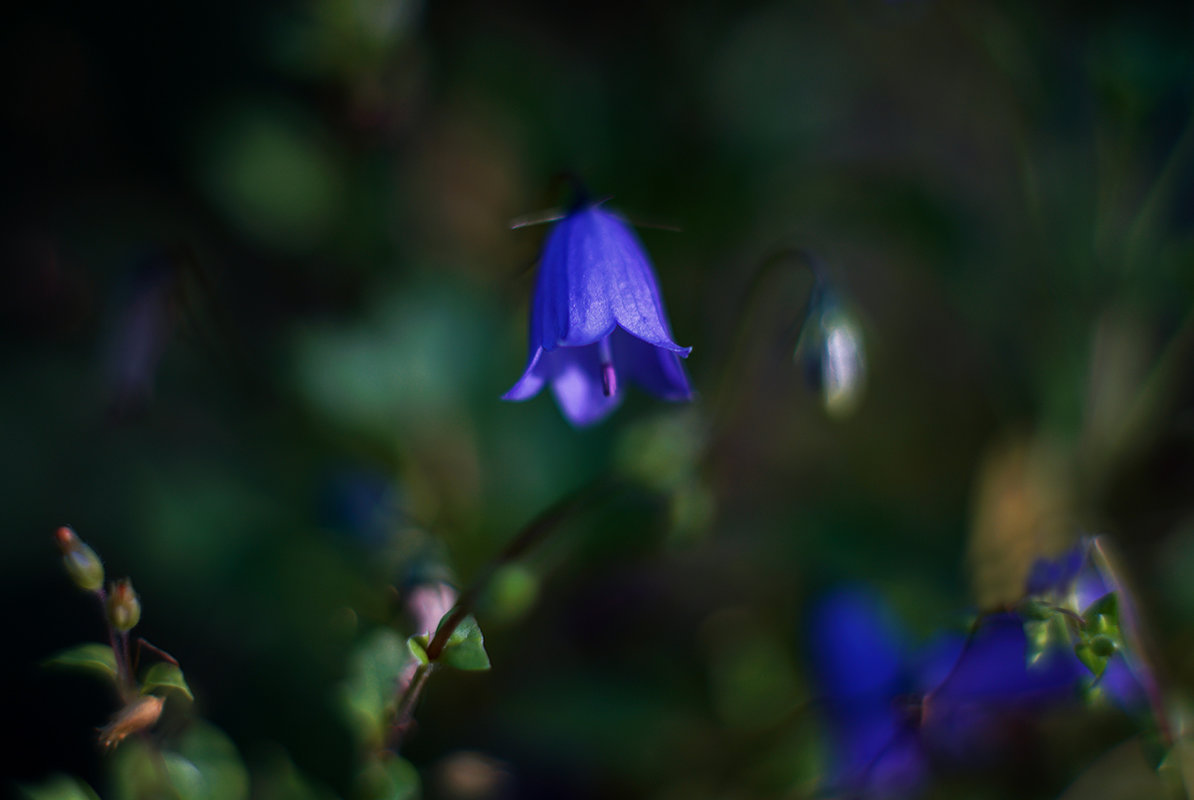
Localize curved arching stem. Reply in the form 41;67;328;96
388;476;619;751
709;246;828;429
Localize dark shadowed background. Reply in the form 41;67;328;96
3;1;1194;798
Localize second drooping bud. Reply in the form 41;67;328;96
106;579;141;632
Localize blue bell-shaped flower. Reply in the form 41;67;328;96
504;199;693;426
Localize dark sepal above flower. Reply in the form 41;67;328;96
503;200;692;426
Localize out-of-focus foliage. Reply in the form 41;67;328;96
4;0;1194;798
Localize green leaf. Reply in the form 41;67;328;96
1090;634;1118;658
406;634;430;665
355;755;420;800
111;723;248;800
198;103;344;252
481;564;539;624
177;722;251;800
111;739;178;800
1075;639;1110;679
435;615;491;671
1024;612;1071;666
19;775;101;800
161;753;206;800
141;662;194;701
255;752;338;800
340;628;411;749
43;644;118;682
1083;591;1119;620
1018;597;1052;621
1083;591;1122;639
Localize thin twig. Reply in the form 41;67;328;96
134;638;180;674
708;247;825;430
94;587;135;703
425;476;616;661
387;475;619;752
389;663;434;751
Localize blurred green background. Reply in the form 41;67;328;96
3;0;1194;797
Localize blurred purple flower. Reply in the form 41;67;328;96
104;251;179;415
808;587;1083;798
1025;539;1097;603
809;588;928;798
318;467;400;547
503;200;692;426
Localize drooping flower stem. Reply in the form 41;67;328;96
710;247;825;428
425;476;617;661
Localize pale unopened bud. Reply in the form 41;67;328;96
796;287;867;419
97;694;164;749
818;308;866;418
55;526;104;592
106;579;141;632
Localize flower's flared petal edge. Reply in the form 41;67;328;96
550;207;689;353
1075;567;1113;612
549;344;622;426
611;329;692;400
502;347;548;401
1026;539;1090;595
1098;654;1148;711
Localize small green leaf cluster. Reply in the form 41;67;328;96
338;628;424;798
39;528;341;800
1022;590;1126;692
46;643;194;700
407;614;491;672
1073;593;1123;681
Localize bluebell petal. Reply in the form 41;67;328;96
547;344;623;426
916;617;1078;767
1026;541;1089;595
809;588;908;707
926;614;1080;705
503;346;548;401
538;206;690;353
852;728;928;800
1095;654;1147;710
826;706;927;799
611;329;692;400
1075;568;1113;612
1025;558;1063;596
